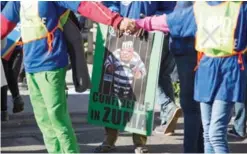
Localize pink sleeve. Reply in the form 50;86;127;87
135;14;170;33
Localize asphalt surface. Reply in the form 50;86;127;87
1;65;247;153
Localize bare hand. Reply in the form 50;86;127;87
119;18;138;34
134;70;142;79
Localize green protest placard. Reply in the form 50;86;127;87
87;24;165;136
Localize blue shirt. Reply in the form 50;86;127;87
169;1;195;56
1;1;81;73
167;1;247;103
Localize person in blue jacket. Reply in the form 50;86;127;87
94;1;181;153
1;1;132;153
168;2;204;153
135;1;247;153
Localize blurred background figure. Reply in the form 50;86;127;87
1;1;24;122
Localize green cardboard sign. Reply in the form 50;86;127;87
87;24;164;136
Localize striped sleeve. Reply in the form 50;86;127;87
105;49;120;68
105;54;113;68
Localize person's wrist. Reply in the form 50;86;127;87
113;16;123;29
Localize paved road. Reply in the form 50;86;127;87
1;65;247;153
2;114;247;153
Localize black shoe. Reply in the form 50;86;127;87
13;96;24;113
1;111;9;121
228;129;246;139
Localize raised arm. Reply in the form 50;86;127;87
135;15;170;33
1;1;20;39
135;6;197;38
55;1;124;29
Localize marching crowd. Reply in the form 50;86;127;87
1;1;246;154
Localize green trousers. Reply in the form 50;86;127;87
104;127;147;147
26;68;79;153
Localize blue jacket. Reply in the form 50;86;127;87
169;1;195;56
103;1;176;19
1;1;81;73
167;1;247;103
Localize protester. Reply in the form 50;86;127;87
94;1;181;153
168;1;204;153
1;1;24;122
1;47;25;120
1;1;133;153
93;2;181;153
134;1;247;153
